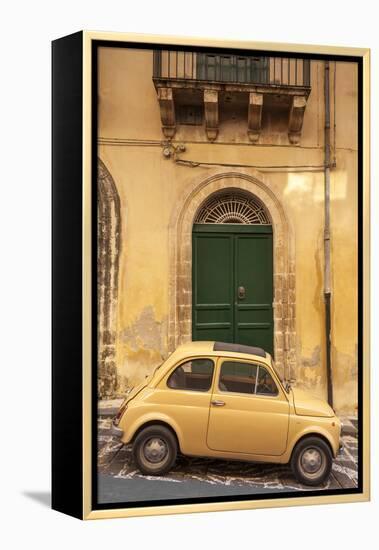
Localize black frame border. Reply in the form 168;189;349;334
52;31;84;519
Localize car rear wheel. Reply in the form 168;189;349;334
133;425;178;475
291;436;333;486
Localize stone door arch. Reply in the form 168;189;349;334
168;171;295;379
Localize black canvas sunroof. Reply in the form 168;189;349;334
213;342;266;358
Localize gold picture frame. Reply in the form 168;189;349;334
52;31;370;520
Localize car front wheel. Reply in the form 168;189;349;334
291;436;333;486
133;425;178;475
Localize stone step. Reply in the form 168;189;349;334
341;417;358;437
98;398;123;417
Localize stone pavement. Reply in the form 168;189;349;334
97;415;358;503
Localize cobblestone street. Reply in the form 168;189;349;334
97;416;358;504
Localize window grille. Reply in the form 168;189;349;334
195;190;270;224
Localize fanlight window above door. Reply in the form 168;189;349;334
195;190;270;224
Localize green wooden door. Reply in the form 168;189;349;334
192;224;274;355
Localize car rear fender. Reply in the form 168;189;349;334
121;412;184;450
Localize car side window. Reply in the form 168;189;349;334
219;361;258;394
256;366;278;396
167;358;214;392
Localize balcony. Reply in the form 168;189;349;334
153;50;311;143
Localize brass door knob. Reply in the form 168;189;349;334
238;286;246;299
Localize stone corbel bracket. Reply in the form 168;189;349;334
248;92;263;143
157;87;176;138
288;95;308;144
204;89;219;141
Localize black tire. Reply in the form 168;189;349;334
133;425;178;475
290;436;333;486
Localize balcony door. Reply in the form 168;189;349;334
196;53;269;84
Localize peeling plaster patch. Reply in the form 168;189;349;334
295;345;324;395
119;306;168;387
301;345;321;368
332;345;358;415
333;345;358;380
295;344;357;416
121;306;166;352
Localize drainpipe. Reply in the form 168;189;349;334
324;61;333;407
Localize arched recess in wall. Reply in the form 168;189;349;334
97;158;122;397
168;171;296;379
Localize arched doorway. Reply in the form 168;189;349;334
97;159;121;397
192;189;274;355
168;170;295;379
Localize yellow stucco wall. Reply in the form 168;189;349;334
98;47;358;415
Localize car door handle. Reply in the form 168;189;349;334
211;400;225;407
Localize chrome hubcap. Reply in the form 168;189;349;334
143;437;168;464
300;447;323;474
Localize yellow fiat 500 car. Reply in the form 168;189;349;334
112;341;342;486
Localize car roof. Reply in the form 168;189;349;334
171;341;269;362
213;341;266;357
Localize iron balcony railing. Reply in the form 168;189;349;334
153;50;311;88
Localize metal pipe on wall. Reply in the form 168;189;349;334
324;61;333;407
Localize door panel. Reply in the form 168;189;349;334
207;359;289;456
235;234;274;354
193;225;274;355
192;233;234;342
207;391;289;455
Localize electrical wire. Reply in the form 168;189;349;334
174;158;327;171
98;137;353;153
98;138;332;172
